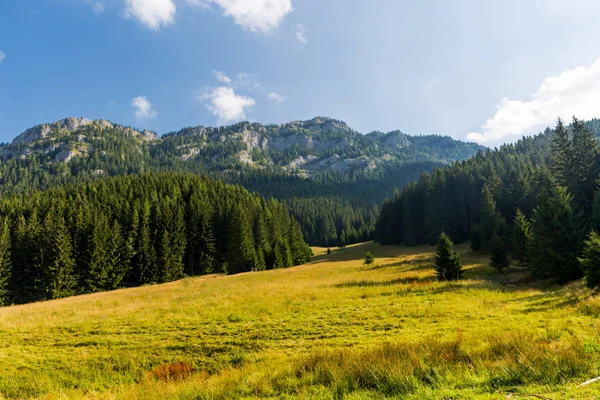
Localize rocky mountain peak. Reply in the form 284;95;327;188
11;117;157;146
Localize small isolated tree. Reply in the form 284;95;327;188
435;232;463;281
579;231;600;290
489;233;510;273
364;251;375;266
327;248;332;255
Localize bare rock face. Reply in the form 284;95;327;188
181;147;200;161
13;117;96;146
12;117;157;147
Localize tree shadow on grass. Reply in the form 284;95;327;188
334;275;433;288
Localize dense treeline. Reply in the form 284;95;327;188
0;173;310;305
376;117;600;286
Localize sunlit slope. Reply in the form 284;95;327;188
1;243;600;399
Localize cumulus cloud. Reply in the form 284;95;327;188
213;70;232;85
187;0;293;34
467;57;600;146
124;0;176;29
267;91;286;106
0;51;5;63
296;24;306;43
131;96;157;120
201;87;256;123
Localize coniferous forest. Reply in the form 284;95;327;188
0;173;310;305
376;117;600;286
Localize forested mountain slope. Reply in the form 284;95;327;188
0;172;310;305
375;118;600;248
0;116;483;246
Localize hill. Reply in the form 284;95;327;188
0;117;483;246
1;243;599;399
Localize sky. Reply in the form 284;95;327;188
2;1;600;147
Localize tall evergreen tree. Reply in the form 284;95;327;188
226;207;256;274
512;209;531;266
38;213;77;300
489;233;510;273
529;187;585;283
579;230;600;290
570;117;600;216
478;184;501;250
0;219;12;306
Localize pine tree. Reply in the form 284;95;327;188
434;232;463;281
512;209;531;266
529;186;585;283
363;251;375;266
0;219;12;306
579;231;600;290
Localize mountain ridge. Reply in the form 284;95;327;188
3;116;483;177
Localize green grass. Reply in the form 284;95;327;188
1;243;600;399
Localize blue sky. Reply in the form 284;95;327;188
2;0;600;146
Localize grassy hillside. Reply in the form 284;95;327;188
1;244;600;399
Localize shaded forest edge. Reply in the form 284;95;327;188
376;117;600;288
0;172;311;305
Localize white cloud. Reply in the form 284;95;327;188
85;0;106;14
201;87;256;123
296;24;306;43
267;91;286;106
124;0;176;29
213;70;232;85
187;0;293;34
0;51;5;63
131;96;157;120
467;57;600;146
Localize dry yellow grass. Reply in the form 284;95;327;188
1;243;600;399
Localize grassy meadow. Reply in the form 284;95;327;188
1;243;600;399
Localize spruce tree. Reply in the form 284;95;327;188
39;213;77;300
529;187;585;283
478;184;501;250
0;219;12;306
579;231;600;290
85;214;111;292
512;209;531;266
551;118;571;187
489;233;510;273
226;207;256;274
106;220;130;290
569;117;599;215
434;232;463;281
363;251;375;266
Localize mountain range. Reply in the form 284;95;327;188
0;116;484;246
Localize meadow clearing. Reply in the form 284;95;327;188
0;243;599;399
